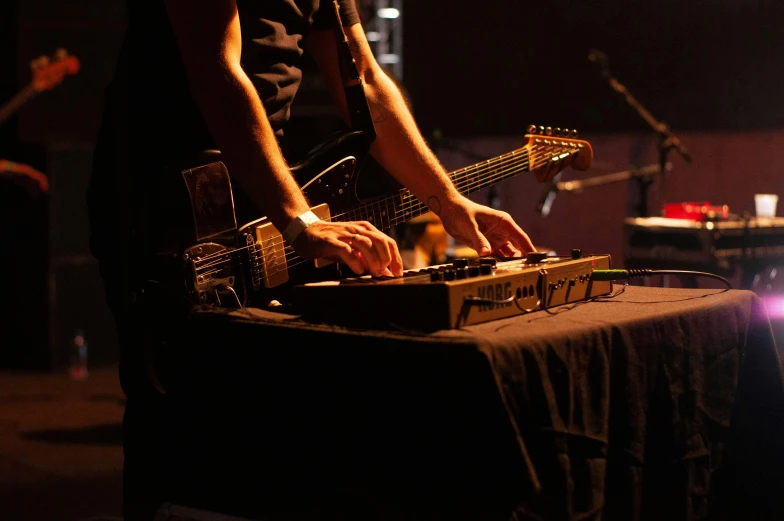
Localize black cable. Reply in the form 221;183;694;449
591;269;732;289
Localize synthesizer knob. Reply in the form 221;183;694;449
443;269;456;281
480;264;493;275
468;265;481;277
571;249;582;259
455;267;468;279
525;251;548;264
479;257;497;268
453;258;469;268
430;270;444;282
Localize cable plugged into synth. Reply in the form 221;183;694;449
591;269;733;289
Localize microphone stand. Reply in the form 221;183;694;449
589;50;692;217
555;162;672;216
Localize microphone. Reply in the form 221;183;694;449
536;172;563;217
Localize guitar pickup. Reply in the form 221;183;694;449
255;221;290;288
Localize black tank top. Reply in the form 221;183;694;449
108;0;359;161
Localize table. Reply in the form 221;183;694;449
623;216;784;289
157;285;784;521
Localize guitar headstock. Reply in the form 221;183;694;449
30;48;80;92
524;124;593;172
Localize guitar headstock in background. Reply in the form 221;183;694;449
30;48;80;93
524;124;594;174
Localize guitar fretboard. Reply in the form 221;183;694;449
334;146;535;228
0;85;38;124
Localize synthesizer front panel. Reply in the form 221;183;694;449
291;252;613;331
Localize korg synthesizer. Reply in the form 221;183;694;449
291;251;613;331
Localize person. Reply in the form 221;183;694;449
86;1;563;519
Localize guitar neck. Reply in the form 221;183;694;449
336;146;533;228
0;84;38;125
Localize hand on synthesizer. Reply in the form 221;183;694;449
439;195;536;258
294;220;404;278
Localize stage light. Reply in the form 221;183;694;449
366;31;381;42
378;8;400;19
764;296;784;320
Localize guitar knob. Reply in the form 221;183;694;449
527;124;538;134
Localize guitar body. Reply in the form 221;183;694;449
152;130;375;308
154;125;593;310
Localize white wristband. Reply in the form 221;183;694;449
282;210;321;244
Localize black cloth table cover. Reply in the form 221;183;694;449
156;285;784;521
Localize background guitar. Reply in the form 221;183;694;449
0;48;80;194
0;48;80;125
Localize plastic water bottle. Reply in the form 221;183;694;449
69;328;89;380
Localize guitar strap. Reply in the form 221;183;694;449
329;0;377;141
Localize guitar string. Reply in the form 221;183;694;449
191;145;569;277
190;148;545;272
191;142;563;269
192;155;567;284
191;147;572;282
191;147;571;280
191;145;556;272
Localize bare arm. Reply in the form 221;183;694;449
164;0;308;233
307;23;536;256
306;24;458;215
164;0;402;276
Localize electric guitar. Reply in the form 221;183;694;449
153;125;593;309
0;48;80;125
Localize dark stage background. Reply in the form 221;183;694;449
1;0;783;370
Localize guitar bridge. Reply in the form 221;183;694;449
183;242;240;307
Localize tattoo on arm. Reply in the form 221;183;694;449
370;101;388;123
347;37;366;56
427;196;442;215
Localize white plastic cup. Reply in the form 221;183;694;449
754;194;778;219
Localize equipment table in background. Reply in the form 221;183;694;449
159;285;784;521
624;216;784;289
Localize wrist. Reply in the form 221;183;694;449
424;188;462;216
282;210;321;244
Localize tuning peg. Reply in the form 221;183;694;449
571;129;579;138
527;124;538;134
562;129;570;137
538;126;546;135
545;126;553;136
556;127;565;137
33;56;51;70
